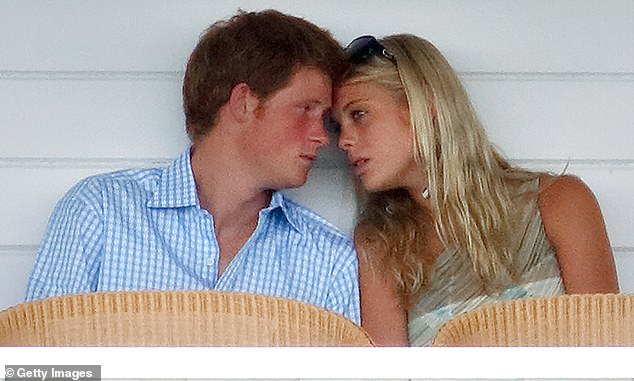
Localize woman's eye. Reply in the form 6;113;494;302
351;110;366;121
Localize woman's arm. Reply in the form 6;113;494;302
539;175;619;293
356;232;410;346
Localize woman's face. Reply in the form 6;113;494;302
333;81;424;193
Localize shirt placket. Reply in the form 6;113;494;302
198;210;220;287
216;210;270;289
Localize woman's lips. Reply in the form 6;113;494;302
352;158;369;176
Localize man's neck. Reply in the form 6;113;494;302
190;134;274;277
190;134;272;231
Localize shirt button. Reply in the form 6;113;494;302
206;259;214;266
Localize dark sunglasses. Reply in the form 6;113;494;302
345;35;396;64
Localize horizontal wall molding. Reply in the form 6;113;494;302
462;72;634;82
2;70;634;82
512;159;634;170
0;70;182;81
0;157;172;169
0;245;38;256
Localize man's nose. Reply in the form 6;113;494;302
309;117;330;146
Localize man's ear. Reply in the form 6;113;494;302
227;83;260;123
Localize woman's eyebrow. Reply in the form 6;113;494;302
342;97;369;112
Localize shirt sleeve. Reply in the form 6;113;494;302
25;178;104;301
326;243;361;325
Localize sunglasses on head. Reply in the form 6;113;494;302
345;35;396;65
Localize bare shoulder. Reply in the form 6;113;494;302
537;174;618;293
538;174;603;243
539;174;596;205
538;174;601;222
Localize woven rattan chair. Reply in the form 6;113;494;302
431;293;634;346
0;290;373;346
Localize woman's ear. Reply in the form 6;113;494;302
429;99;437;120
227;83;260;123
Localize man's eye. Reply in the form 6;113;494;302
297;104;312;114
302;104;323;116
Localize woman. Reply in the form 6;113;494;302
332;34;619;346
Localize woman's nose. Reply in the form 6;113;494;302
337;126;355;150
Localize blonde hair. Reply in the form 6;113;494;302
344;34;542;306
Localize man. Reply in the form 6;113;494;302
25;10;359;323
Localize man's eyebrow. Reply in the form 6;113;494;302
298;99;329;106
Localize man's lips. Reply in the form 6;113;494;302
299;153;317;163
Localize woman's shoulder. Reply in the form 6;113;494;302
539;173;588;192
538;174;598;214
537;173;606;249
535;176;618;293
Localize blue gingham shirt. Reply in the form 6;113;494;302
26;149;360;323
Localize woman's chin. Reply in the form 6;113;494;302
360;178;390;193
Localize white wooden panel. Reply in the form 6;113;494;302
0;250;36;311
0;79;187;159
615;250;634;294
570;166;634;250
464;78;634;160
2;78;631;161
0;167;119;246
0;0;632;73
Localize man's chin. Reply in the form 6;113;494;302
287;177;309;189
288;171;310;189
271;173;309;190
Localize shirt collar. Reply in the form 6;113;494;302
147;148;198;208
147;148;302;232
267;192;301;232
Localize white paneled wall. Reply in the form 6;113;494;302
1;0;632;311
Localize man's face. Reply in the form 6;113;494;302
241;66;332;190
